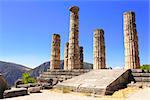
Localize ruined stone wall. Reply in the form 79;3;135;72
124;11;140;69
50;34;61;70
93;29;106;69
68;6;80;70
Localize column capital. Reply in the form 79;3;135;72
69;6;79;13
123;11;135;16
52;33;60;37
94;29;104;35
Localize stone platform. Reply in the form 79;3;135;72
38;69;91;84
55;69;131;95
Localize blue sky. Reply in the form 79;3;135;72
0;0;149;68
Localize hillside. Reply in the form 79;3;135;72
0;61;31;86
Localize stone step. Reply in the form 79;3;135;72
131;69;143;73
46;69;91;72
38;77;72;81
134;77;150;82
131;69;150;73
127;82;150;87
38;78;65;82
132;73;150;77
41;72;82;76
39;75;73;79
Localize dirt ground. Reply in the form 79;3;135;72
4;87;150;100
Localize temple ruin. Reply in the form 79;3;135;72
123;11;140;69
50;34;61;70
93;29;106;69
68;6;80;70
38;6;146;96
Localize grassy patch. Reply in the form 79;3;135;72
22;73;36;84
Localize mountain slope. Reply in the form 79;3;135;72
0;61;31;86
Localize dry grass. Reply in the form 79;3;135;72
111;87;141;98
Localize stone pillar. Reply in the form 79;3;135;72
93;29;106;69
68;6;80;70
79;46;84;69
50;34;61;70
123;11;140;69
64;42;69;70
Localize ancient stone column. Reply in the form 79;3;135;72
123;11;140;69
79;46;84;69
68;6;80;70
64;42;69;70
50;34;61;70
93;29;106;69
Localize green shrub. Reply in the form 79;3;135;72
22;73;36;84
140;64;150;70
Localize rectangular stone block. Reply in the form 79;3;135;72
3;88;28;98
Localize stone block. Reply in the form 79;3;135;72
17;83;41;89
132;73;150;77
28;86;41;93
134;77;150;82
3;88;28;98
131;69;143;73
15;79;23;88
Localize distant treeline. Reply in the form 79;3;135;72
140;64;150;70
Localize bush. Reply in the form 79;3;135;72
140;64;150;70
22;73;36;84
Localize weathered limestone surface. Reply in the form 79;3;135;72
0;74;8;99
93;29;106;69
50;34;61;70
68;6;80;70
123;11;140;69
64;42;69;70
56;69;131;95
79;46;84;69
